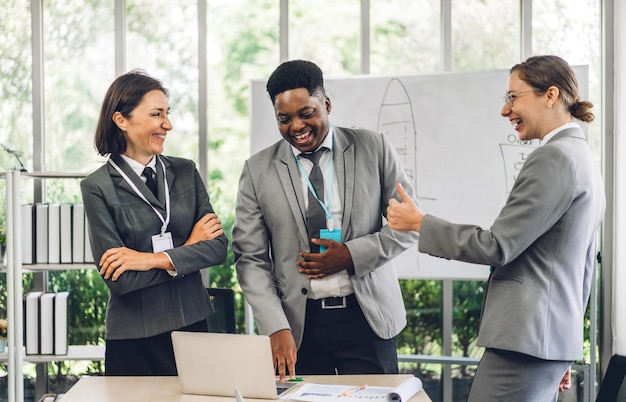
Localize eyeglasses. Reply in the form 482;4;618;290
503;90;534;106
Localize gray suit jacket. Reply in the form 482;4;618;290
419;127;605;360
233;127;418;347
81;154;228;340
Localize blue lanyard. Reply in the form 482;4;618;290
295;133;335;231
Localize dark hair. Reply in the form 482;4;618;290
94;70;169;156
266;60;325;104
510;55;594;122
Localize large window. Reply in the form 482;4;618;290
42;1;114;173
126;0;199;162
206;0;279;206
533;0;602;154
451;0;520;71
370;0;441;74
0;2;32;172
288;0;361;75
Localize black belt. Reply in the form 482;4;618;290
307;293;356;310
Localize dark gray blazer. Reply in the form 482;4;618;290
233;127;418;347
419;127;605;361
81;154;228;340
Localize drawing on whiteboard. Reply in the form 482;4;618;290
376;78;539;201
499;136;541;195
377;78;417;181
376;78;435;203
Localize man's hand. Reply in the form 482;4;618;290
269;329;298;382
297;241;353;279
387;183;424;232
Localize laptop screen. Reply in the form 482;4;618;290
171;331;297;399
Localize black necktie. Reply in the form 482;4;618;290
300;148;327;253
142;167;158;197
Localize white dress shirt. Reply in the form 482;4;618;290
291;126;354;299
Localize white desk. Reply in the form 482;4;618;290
59;374;432;402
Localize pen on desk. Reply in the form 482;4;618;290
234;388;245;402
341;384;367;396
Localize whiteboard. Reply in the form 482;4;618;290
250;67;588;279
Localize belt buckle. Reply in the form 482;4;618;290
321;296;347;310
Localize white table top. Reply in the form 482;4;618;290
59;374;432;402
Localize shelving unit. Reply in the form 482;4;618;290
1;346;105;364
3;170;104;402
20;264;95;273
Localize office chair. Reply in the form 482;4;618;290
205;287;237;334
596;354;626;402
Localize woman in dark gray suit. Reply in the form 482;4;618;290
81;70;228;375
387;55;605;401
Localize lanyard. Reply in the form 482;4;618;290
295;134;335;231
108;156;171;236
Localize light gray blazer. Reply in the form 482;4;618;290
419;127;605;361
81;154;228;340
233;127;418;347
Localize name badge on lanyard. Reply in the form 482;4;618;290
152;232;173;252
109;157;174;252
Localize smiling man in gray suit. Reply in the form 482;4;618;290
387;55;606;402
233;60;418;380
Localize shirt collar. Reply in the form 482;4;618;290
120;154;157;178
541;122;580;145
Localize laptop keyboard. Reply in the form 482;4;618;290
276;381;298;395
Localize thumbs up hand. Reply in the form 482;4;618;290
387;183;424;232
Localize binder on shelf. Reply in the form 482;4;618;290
54;291;69;355
39;293;56;355
72;204;85;263
60;203;73;263
35;203;49;264
48;203;61;264
24;291;43;355
21;204;33;264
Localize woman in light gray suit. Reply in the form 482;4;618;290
387;55;605;401
82;71;228;375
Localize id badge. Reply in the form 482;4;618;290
319;229;342;252
152;232;174;252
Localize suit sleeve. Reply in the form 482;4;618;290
343;132;419;277
232;160;291;336
163;167;228;275
419;144;576;266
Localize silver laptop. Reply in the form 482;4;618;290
171;331;298;399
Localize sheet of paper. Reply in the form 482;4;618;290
283;377;422;401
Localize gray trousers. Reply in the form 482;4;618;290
468;348;571;402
